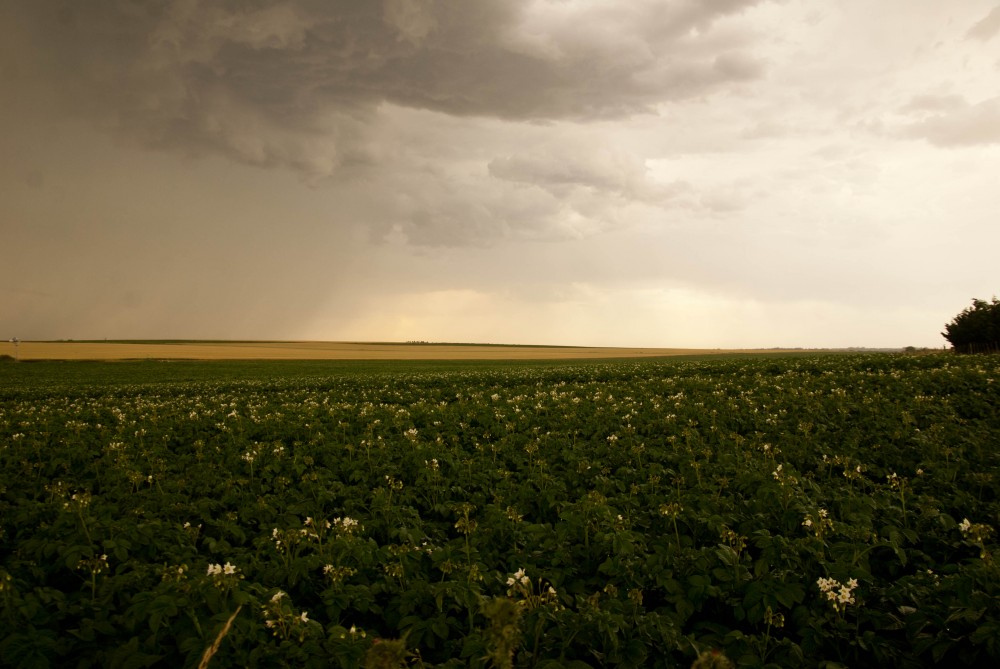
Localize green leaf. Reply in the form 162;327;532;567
970;621;1000;645
107;637;163;669
0;630;57;669
775;582;805;609
431;615;450;640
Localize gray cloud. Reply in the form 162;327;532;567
377;167;613;247
353;143;698;247
966;6;1000;40
4;1;1000;347
900;93;968;114
904;97;1000;146
488;147;688;204
0;0;775;249
3;1;768;178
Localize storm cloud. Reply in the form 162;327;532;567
3;0;767;180
3;0;1000;347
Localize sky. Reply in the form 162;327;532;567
2;0;999;349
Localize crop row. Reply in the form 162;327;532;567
0;354;998;667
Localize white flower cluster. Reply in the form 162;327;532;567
304;516;330;529
332;516;361;534
206;562;237;576
300;516;332;542
802;508;834;537
323;563;357;584
282;516;362;546
262;590;313;641
771;464;798;486
817;576;858;612
958;517;995;558
886;471;908;490
506;568;530;589
206;561;241;588
505;568;559;609
271;527;305;550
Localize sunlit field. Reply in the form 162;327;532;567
0;353;997;668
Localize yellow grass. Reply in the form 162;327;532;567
0;340;769;361
197;605;242;669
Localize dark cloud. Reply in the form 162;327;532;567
3;0;768;179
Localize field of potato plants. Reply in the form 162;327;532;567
1;353;998;668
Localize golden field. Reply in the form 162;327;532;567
0;340;761;361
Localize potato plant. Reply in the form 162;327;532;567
0;353;997;667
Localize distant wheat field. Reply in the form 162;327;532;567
0;340;777;361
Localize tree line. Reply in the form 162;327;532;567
943;297;1000;354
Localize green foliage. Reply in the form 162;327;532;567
363;638;410;668
0;354;998;667
943;297;1000;354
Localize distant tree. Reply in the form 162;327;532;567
942;297;1000;354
